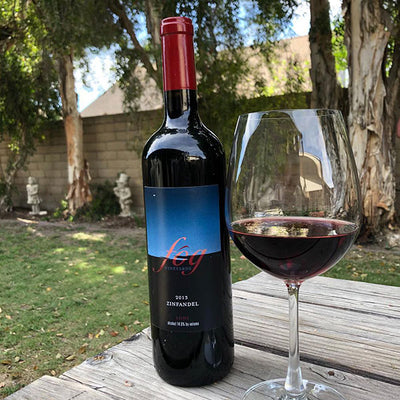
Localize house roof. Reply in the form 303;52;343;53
80;68;163;117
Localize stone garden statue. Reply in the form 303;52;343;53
114;173;133;217
26;176;47;216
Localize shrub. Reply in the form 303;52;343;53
75;181;120;221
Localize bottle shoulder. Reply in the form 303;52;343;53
142;124;224;160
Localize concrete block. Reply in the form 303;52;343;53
45;153;62;162
106;159;134;170
99;151;117;160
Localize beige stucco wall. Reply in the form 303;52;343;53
0;110;163;212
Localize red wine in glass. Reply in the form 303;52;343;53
230;217;358;282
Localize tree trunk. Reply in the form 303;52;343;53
343;0;398;236
57;51;92;214
309;0;342;109
145;0;162;76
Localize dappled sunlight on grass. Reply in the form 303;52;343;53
53;248;65;254
75;261;92;270
70;232;106;242
112;265;126;274
0;222;151;397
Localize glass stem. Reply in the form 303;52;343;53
284;282;305;398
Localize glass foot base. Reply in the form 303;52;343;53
243;379;345;400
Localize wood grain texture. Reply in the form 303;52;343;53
234;273;400;318
5;375;112;399
7;275;400;399
233;274;400;384
57;329;400;400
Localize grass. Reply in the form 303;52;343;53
323;244;400;285
1;219;400;397
0;221;150;397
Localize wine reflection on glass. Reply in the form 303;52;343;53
226;109;361;400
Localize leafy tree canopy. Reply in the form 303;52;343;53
0;1;60;208
109;0;299;149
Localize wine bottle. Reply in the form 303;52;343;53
142;16;234;386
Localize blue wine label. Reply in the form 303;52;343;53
144;185;225;332
145;185;221;258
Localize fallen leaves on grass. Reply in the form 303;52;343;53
95;329;105;338
79;343;89;354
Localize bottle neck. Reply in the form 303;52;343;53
164;89;201;128
161;18;198;129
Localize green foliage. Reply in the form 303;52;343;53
201;91;309;156
0;1;61;209
0;0;122;211
53;182;121;221
381;1;400;78
111;0;300;124
74;181;120;221
53;199;69;219
331;16;348;86
32;0;120;58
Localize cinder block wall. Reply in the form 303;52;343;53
2;109;400;218
0;110;162;212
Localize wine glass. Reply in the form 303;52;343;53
226;109;361;400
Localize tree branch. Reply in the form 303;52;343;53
107;0;162;89
144;0;161;74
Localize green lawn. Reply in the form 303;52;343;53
1;219;399;397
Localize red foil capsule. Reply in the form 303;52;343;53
160;17;197;91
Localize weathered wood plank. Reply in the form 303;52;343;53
7;275;400;399
5;375;113;400
233;285;400;383
58;330;400;400
234;273;400;319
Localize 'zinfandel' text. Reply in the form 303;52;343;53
166;301;200;307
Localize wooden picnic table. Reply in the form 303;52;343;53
7;273;400;399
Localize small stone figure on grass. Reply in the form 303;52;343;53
26;176;47;216
113;173;133;217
